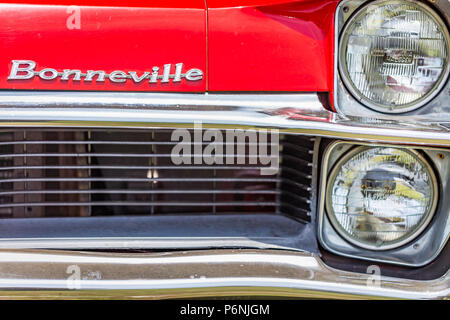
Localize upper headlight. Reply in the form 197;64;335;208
339;0;450;113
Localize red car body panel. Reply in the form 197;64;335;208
207;0;339;95
0;1;207;92
0;0;337;99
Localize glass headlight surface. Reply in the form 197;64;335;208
339;0;450;113
326;147;438;250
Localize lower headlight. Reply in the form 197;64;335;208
326;146;438;250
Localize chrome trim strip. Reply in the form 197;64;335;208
0;91;324;110
0;249;447;299
0;237;293;250
0;92;449;146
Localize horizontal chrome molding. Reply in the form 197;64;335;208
0;92;449;146
0;249;447;299
0;91;324;110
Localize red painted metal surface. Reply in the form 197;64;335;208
0;2;207;92
207;0;339;94
0;0;338;98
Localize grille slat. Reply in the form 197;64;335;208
0;141;279;146
0;165;273;171
0;201;279;208
0;177;280;183
0;129;314;220
0;189;280;195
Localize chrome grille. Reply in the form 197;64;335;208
0;129;315;221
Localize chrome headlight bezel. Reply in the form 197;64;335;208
334;0;450;119
318;140;449;267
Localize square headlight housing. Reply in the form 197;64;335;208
318;140;449;266
334;0;450;120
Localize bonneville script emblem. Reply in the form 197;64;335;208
8;60;203;84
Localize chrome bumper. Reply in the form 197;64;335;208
0;249;447;300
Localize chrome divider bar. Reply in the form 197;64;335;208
0;92;448;146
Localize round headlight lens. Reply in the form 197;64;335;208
339;0;449;113
326;147;438;250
